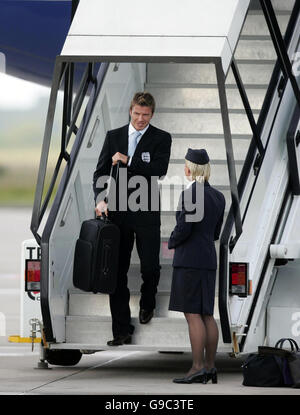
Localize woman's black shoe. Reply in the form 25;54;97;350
173;368;207;384
206;367;218;384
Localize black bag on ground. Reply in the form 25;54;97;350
274;338;300;388
242;352;285;387
73;216;120;294
242;337;300;387
73;162;120;294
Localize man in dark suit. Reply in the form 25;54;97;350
93;92;172;346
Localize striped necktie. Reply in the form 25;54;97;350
128;131;141;157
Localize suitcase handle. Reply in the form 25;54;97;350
96;215;111;224
104;161;121;204
102;242;111;276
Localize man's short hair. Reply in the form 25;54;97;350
130;92;156;114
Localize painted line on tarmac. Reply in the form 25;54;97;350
22;351;140;394
91;351;141;369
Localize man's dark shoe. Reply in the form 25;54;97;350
107;334;132;346
139;309;154;324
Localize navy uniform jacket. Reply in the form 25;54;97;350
168;181;225;270
93;124;172;226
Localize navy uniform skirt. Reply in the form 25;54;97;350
168;267;216;315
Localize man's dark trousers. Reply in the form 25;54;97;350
93;123;172;338
110;222;161;337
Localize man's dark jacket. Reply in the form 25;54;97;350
93;124;172;226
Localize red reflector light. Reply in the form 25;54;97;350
25;259;41;292
231;263;246;285
229;262;248;297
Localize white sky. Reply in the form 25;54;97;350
0;73;50;110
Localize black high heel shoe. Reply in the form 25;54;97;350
206;367;218;384
173;368;207;384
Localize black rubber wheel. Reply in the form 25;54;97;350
45;349;82;366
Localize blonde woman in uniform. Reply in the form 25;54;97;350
168;149;225;384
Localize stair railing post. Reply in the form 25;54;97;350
215;60;243;240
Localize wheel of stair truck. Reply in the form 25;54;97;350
44;349;82;366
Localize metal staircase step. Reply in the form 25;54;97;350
146;81;270;88
169;137;250;161
235;39;276;60
65;315;230;351
69;292;178;318
66;315;189;347
146;63;274;85
258;0;295;12
149;86;265;110
170;133;252;139
152;112;253;135
242;12;289;36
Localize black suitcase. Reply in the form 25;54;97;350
73;162;120;294
73;216;120;294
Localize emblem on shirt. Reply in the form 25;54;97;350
141;152;151;163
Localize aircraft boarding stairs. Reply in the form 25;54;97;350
31;0;300;358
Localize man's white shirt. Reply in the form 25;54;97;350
127;123;149;166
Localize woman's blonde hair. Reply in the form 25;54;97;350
185;159;211;183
